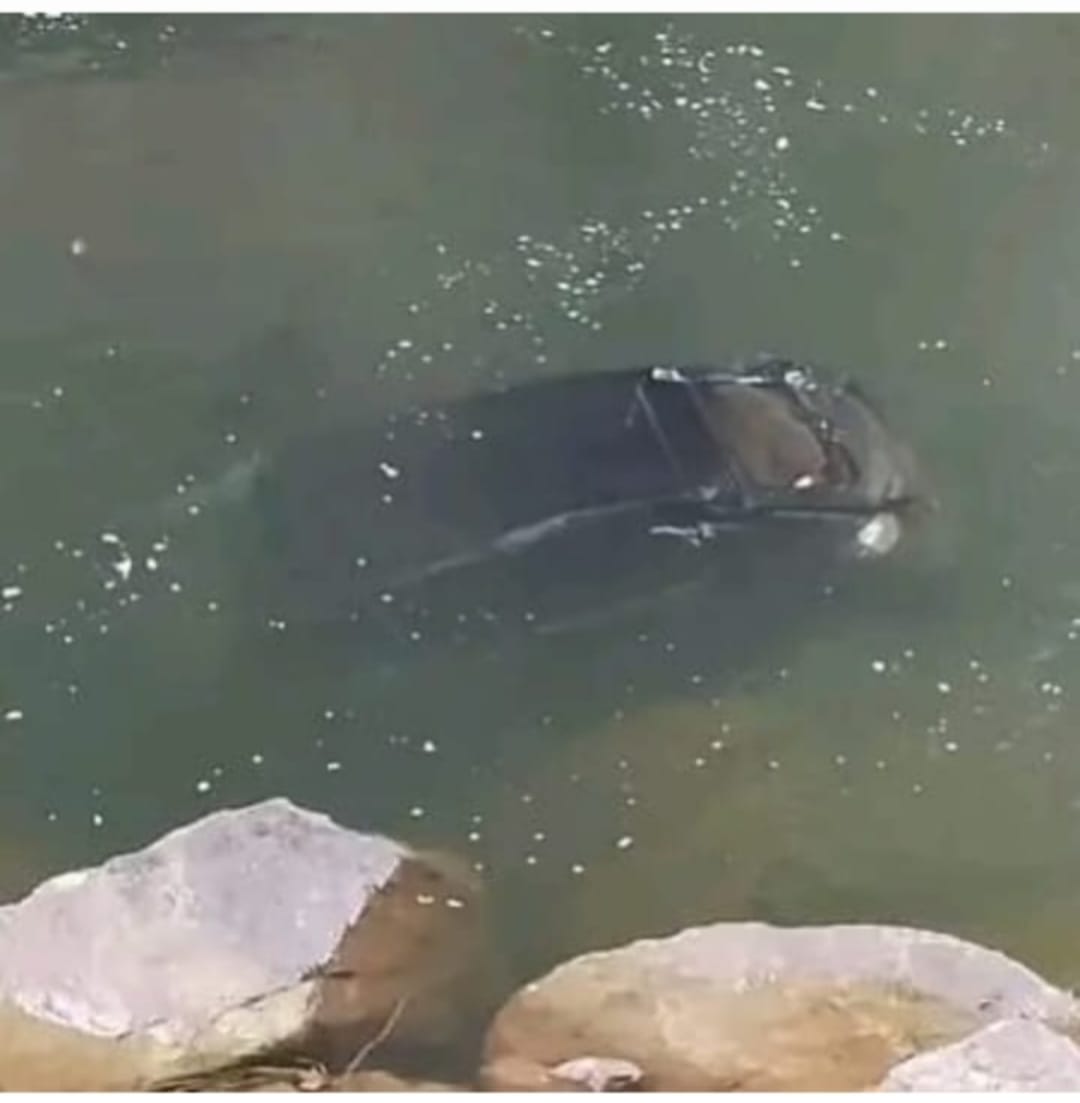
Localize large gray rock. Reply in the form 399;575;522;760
879;1018;1080;1091
483;922;1080;1091
0;798;490;1090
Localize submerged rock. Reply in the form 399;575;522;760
0;799;489;1090
877;1018;1080;1091
482;921;1079;1092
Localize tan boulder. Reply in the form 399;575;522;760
483;922;1079;1091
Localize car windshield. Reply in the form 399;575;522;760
695;380;856;496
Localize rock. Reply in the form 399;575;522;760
478;1055;597;1092
0;799;489;1090
478;1053;643;1092
551;1055;644;1091
878;1018;1080;1091
479;1055;560;1091
483;922;1079;1092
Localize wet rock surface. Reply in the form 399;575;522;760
482;921;1079;1091
0;799;489;1090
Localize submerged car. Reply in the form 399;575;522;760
253;358;925;644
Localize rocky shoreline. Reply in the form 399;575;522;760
1;798;1078;1091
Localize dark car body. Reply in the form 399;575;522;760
254;359;924;644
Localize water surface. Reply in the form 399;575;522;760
2;13;1080;987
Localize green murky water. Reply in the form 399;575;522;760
3;14;1080;987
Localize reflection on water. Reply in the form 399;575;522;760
3;13;1080;989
